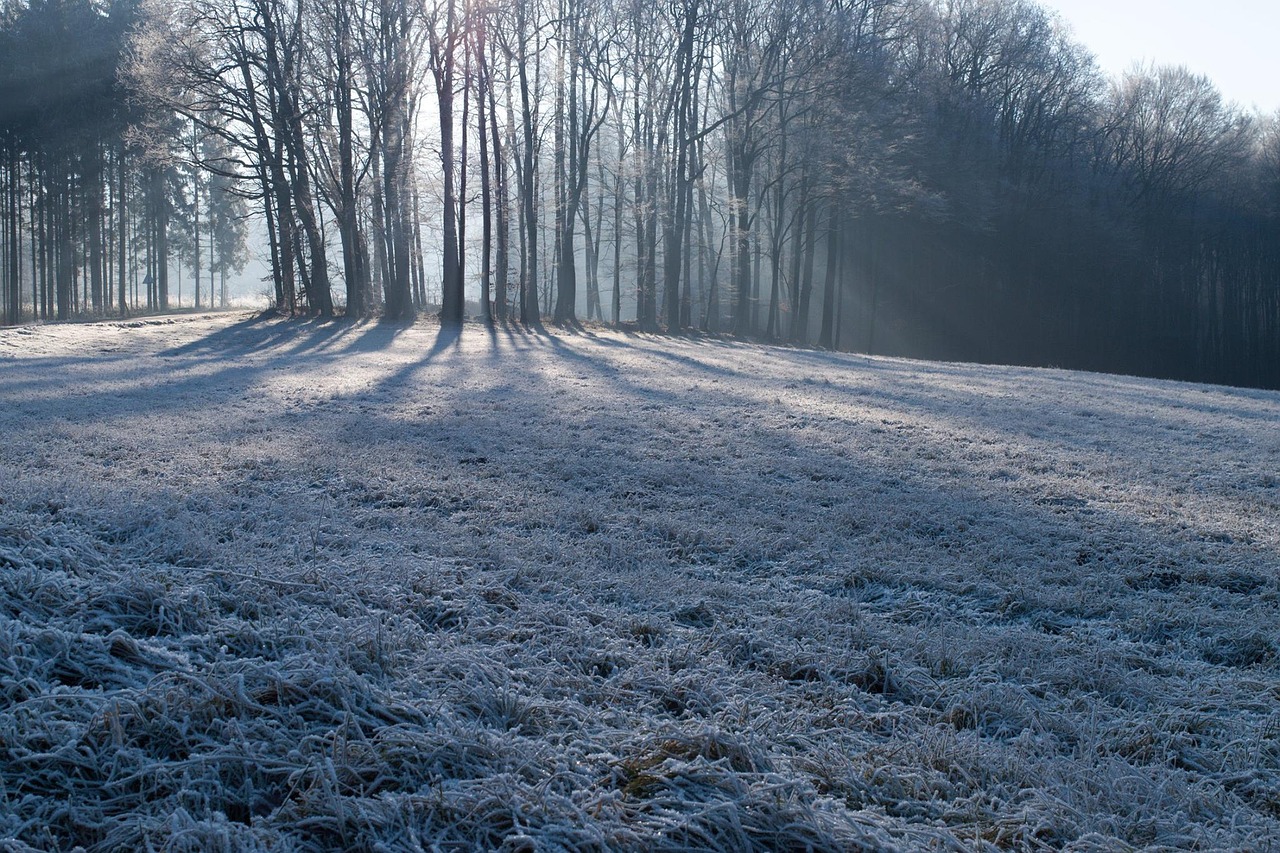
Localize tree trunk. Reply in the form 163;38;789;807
57;175;73;320
116;150;126;317
154;168;169;311
87;148;104;314
335;0;368;317
436;0;464;326
613;102;624;327
191;131;201;310
476;22;493;325
8;143;23;323
663;0;698;333
818;212;837;349
795;190;816;345
517;10;539;326
729;142;752;336
491;37;509;322
551;0;570;324
411;178;427;308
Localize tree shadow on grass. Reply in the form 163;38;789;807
161;313;416;361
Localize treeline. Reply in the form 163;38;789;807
0;0;248;323
2;0;1278;389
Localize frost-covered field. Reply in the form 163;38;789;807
1;312;1278;851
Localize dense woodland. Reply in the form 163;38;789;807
1;0;1278;389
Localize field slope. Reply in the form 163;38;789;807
2;312;1279;851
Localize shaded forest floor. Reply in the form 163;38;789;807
2;312;1279;851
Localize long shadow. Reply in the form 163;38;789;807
0;351;145;396
160;313;293;358
11;312;1278;618
354;321;467;404
9;315;1278;562
0;313;475;437
307;321;1280;579
2;315;392;430
497;321;545;354
477;318;552;360
338;319;414;355
502;330;1280;562
426;322;463;361
268;319;359;359
161;313;413;364
561;327;787;381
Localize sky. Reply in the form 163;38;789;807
1039;0;1280;113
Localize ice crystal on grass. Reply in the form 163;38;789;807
0;312;1278;850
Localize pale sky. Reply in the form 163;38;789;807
1039;0;1280;113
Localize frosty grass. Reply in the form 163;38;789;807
1;312;1278;850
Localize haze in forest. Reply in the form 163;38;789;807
2;0;1279;389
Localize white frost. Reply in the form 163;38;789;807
1;312;1277;850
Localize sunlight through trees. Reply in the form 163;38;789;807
1;0;1278;387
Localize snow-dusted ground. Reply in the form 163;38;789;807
1;312;1278;851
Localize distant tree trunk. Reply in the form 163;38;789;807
663;0;699;333
509;66;527;322
783;170;807;342
699;170;720;332
681;179;694;328
581;173;604;322
475;21;492;325
270;142;297;313
56;174;72;320
9;143;24;323
766;184;781;340
382;118;414;319
290;165;331;316
154;168;169;311
834;227;847;350
795;189;816;344
641;127;659;331
371;0;416;322
40;169;52;318
752;182;763;333
234;53;285;310
819;213;837;349
334;0;368;317
729;140;752;336
459;57;470;306
191;130;201;310
86;148;105;314
411;179;427;308
369;140;390;308
612;104;624;326
38;171;50;318
435;0;464;326
490;37;509;322
866;219;880;355
551;0;570;324
517;7;539;326
262;177;284;311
